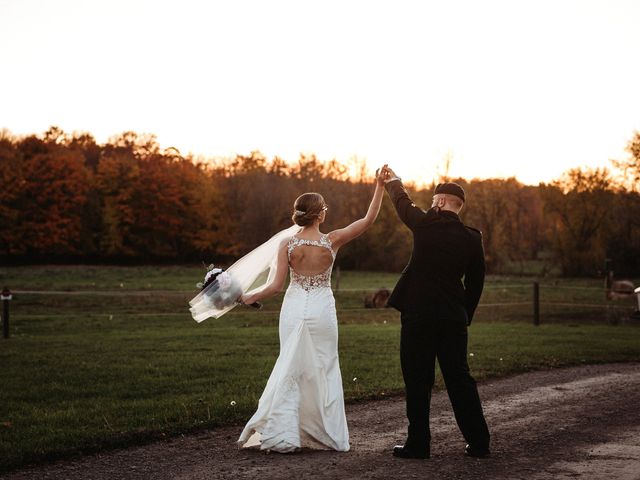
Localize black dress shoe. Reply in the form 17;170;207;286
393;445;430;459
464;444;490;458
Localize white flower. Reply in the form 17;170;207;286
500;357;503;361
204;268;223;283
353;377;358;382
469;353;474;357
217;272;231;289
230;400;236;406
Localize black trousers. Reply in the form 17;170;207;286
400;308;490;451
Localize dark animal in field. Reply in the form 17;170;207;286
605;272;636;301
364;289;391;308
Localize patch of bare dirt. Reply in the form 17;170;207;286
4;363;640;480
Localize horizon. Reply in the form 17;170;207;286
1;124;629;187
2;0;639;185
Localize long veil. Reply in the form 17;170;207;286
189;224;301;322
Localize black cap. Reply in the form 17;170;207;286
434;182;465;202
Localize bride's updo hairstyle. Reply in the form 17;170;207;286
292;192;327;227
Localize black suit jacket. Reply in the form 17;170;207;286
385;180;485;324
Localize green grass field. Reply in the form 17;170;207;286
0;266;638;471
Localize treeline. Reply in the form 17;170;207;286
1;127;639;276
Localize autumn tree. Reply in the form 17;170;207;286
462;179;509;271
0;131;24;255
540;167;614;276
14;134;91;255
613;131;640;191
95;149;139;256
603;189;640;276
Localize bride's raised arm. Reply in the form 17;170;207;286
329;166;386;251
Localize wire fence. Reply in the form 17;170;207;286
4;282;639;326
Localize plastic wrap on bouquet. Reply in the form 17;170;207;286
189;224;301;322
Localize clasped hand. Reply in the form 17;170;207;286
375;164;398;185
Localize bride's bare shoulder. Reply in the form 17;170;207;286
326;229;342;244
280;236;296;249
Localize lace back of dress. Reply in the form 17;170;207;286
287;234;335;291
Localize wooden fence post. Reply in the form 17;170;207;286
1;287;11;339
533;282;540;326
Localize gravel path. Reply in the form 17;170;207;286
4;363;640;480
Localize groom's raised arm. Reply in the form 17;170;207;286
385;179;437;230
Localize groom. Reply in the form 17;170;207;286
382;167;490;459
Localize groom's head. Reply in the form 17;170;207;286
432;182;465;213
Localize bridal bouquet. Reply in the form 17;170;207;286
196;264;243;310
189;263;265;322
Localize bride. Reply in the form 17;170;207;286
237;166;387;453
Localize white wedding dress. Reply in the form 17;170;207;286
237;233;350;452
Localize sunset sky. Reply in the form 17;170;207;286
1;0;639;185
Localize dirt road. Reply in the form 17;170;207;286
5;363;640;480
